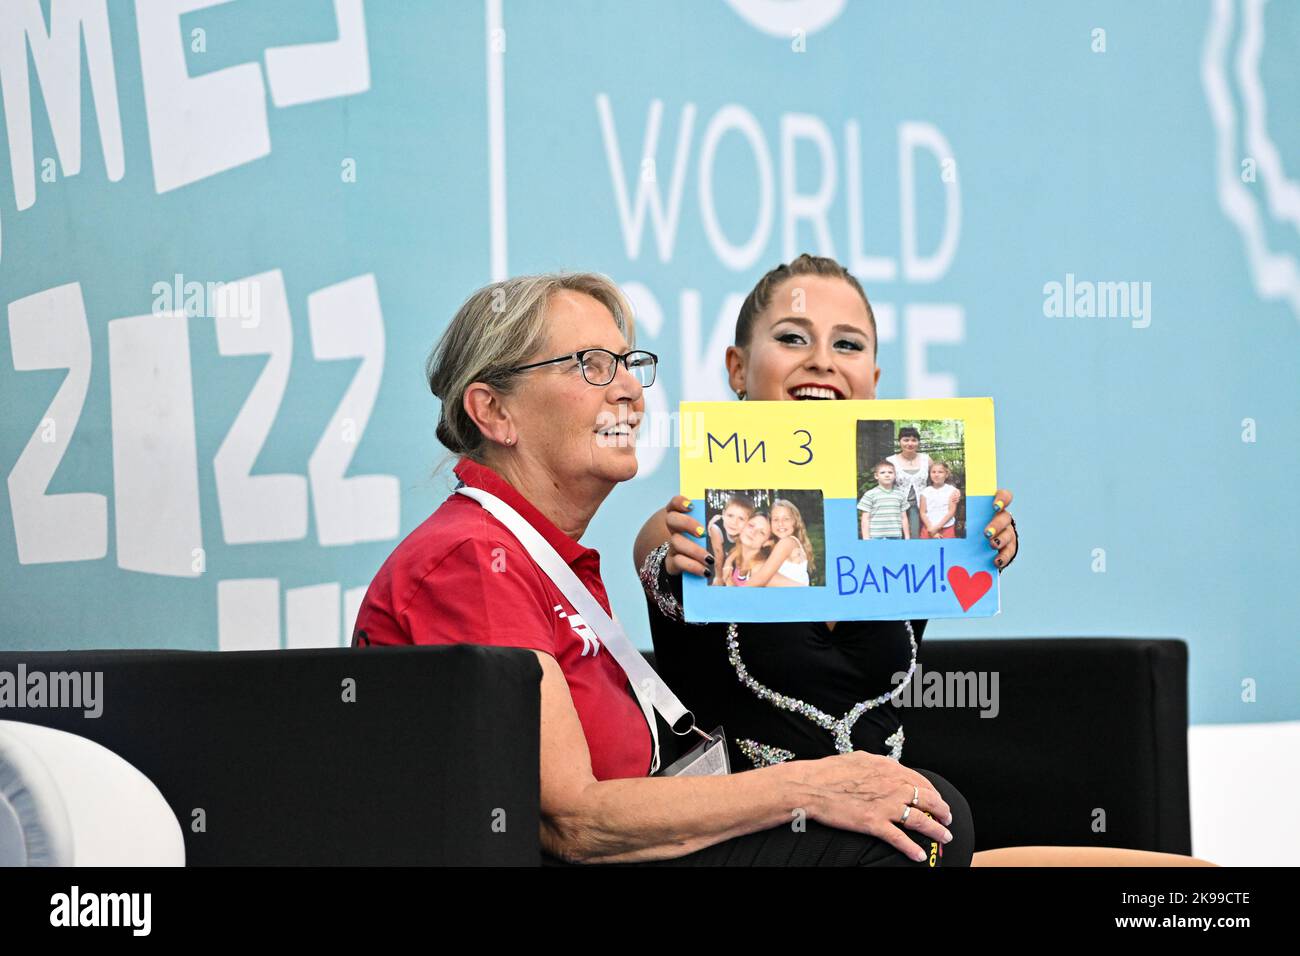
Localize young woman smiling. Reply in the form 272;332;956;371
635;254;1214;865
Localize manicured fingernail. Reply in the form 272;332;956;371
695;526;705;537
945;814;953;826
942;830;953;843
992;538;1000;548
683;498;692;507
913;848;927;862
984;527;994;538
995;557;1003;568
992;499;1004;512
705;554;715;565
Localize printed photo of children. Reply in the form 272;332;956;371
857;461;910;540
703;489;825;587
918;461;961;539
856;420;967;541
705;493;755;571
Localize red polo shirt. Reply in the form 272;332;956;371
352;456;653;781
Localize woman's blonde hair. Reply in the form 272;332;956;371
770;498;816;577
426;272;635;469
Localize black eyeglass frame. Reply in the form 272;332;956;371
508;348;659;387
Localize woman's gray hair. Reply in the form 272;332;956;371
427;272;635;466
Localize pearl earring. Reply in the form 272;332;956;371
505;436;514;445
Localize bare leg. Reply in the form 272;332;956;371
972;846;1218;867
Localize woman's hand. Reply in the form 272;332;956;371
781;752;954;862
982;489;1019;570
662;495;714;581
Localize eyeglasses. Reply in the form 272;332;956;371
509;348;658;387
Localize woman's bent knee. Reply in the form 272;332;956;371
908;768;974;867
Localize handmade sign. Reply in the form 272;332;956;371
679;398;999;622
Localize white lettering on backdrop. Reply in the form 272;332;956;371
0;0;371;254
596;95;968;476
1;2;381;648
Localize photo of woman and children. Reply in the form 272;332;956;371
856;420;967;541
702;490;826;588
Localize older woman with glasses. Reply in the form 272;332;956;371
352;271;974;866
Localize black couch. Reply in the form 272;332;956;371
0;645;540;866
0;637;1189;864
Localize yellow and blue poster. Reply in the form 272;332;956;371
679;398;998;621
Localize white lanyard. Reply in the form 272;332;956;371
454;485;699;773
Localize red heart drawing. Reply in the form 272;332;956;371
947;566;992;612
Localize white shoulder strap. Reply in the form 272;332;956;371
455;485;696;774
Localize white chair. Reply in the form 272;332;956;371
0;721;184;866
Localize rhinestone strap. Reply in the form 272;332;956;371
737;728;902;769
726;621;916;761
885;726;905;761
638;541;708;625
736;738;797;768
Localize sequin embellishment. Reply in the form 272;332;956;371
736;738;798;768
726;621;917;765
885;726;905;761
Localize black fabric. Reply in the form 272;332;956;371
902;638;1191;853
542;768;971;867
649;570;925;771
0;644;541;865
646;573;1191;855
647;634;1191;854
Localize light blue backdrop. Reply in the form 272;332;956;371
1;1;1296;725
